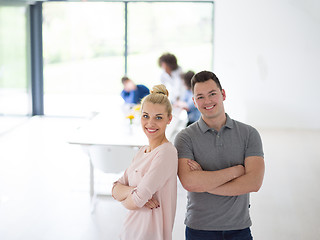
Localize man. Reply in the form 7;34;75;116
120;76;149;104
158;53;184;103
174;71;265;240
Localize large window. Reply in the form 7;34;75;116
127;2;213;88
43;2;124;116
0;5;28;115
42;1;213;117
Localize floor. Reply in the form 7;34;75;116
0;116;319;240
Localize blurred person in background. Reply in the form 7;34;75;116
158;53;184;103
121;76;149;104
174;71;200;126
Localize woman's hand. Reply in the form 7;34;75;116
187;159;203;171
144;196;160;210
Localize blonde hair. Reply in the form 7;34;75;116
141;84;172;116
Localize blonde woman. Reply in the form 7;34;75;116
112;84;178;240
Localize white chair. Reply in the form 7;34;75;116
88;145;139;213
89;145;138;173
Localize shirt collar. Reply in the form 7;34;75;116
198;117;211;133
198;113;234;133
225;113;234;129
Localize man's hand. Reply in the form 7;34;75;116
178;158;247;193
187;159;245;179
233;165;245;179
207;156;265;196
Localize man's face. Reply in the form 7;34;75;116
123;80;135;92
192;80;226;121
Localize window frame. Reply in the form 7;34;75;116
2;0;214;116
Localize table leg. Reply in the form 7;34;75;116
89;158;94;198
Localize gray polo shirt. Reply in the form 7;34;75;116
174;114;264;231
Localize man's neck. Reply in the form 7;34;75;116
202;113;227;132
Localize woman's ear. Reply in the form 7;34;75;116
167;114;173;125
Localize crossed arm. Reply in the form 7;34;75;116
178;156;265;196
112;183;160;210
112;148;176;211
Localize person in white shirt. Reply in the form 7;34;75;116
158;53;185;103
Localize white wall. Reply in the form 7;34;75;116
213;0;320;129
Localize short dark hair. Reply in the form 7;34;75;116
191;71;222;93
121;76;130;84
181;71;195;89
158;53;178;71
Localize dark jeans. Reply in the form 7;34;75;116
186;226;253;240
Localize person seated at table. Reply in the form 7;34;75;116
174;71;200;126
121;76;149;104
112;84;178;240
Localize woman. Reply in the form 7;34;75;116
112;84;178;240
158;53;184;103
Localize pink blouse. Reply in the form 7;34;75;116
117;142;178;240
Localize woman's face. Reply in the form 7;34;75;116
141;102;172;141
161;62;171;75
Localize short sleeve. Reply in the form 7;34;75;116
245;127;264;158
131;145;178;208
174;129;195;160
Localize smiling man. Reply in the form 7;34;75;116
174;71;265;240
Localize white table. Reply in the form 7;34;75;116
68;105;187;198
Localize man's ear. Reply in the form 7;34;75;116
192;97;198;109
222;89;226;101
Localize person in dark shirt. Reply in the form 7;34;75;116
120;76;149;104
